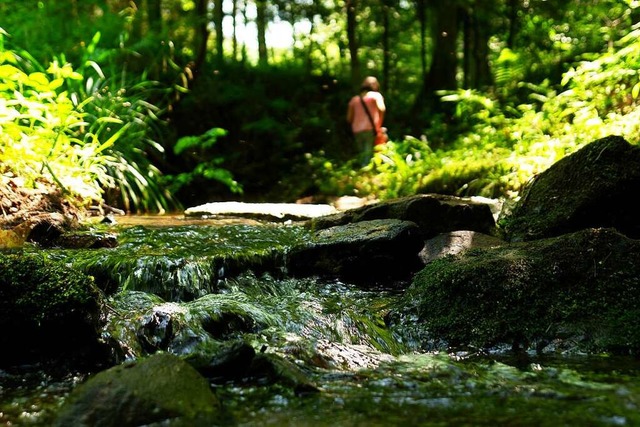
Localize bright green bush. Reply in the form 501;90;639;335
0;43;108;204
0;30;183;213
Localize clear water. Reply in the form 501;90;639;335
1;216;639;426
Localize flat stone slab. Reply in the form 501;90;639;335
184;202;337;221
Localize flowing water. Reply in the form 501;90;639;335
1;216;639;426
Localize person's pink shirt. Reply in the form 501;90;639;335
348;91;385;134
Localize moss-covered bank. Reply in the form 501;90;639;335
389;228;640;355
0;252;106;366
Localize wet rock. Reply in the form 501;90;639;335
388;228;640;355
192;340;257;381
307;194;497;239
500;135;640;242
138;311;174;353
52;231;118;249
54;352;228;427
0;253;107;367
249;352;320;396
288;219;424;285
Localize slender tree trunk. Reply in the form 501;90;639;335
410;1;459;129
472;13;492;89
256;0;268;65
305;22;316;72
241;0;249;64
415;0;427;79
462;8;472;88
460;2;492;90
346;0;360;88
232;0;238;61
381;0;390;93
213;0;224;63
425;3;458;92
193;0;210;75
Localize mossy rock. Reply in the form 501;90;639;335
308;194;497;239
0;253;106;365
289;219;424;285
500;135;640;242
389;228;640;354
54;352;229;426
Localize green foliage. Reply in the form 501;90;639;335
170;63;348;202
166;128;243;195
365;23;640;201
2;1;640;207
0;29;192;213
0;41;109;204
55;32;184;213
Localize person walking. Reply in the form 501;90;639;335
346;76;386;166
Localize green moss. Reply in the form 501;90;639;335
393;228;640;354
55;352;228;426
0;252;105;363
501;136;640;241
0;253;102;325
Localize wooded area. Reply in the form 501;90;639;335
1;0;639;212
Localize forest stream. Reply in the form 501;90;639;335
1;216;639;426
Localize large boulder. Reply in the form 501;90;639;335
54;352;228;426
500;135;640;242
387;228;640;355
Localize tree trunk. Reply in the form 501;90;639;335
425;3;458;93
471;12;492;89
232;0;238;60
381;0;390;93
193;0;210;76
418;2;459;116
213;0;224;63
346;0;360;88
462;8;494;89
409;1;460;131
415;0;427;79
240;0;249;64
256;0;268;65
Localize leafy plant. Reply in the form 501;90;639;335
0;35;108;205
165;128;242;196
53;32;184;213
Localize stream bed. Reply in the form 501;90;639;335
1;216;639;426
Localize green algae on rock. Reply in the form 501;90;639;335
499;135;640;242
388;228;640;355
0;252;106;366
54;352;228;426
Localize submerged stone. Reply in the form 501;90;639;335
249;352;320;396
